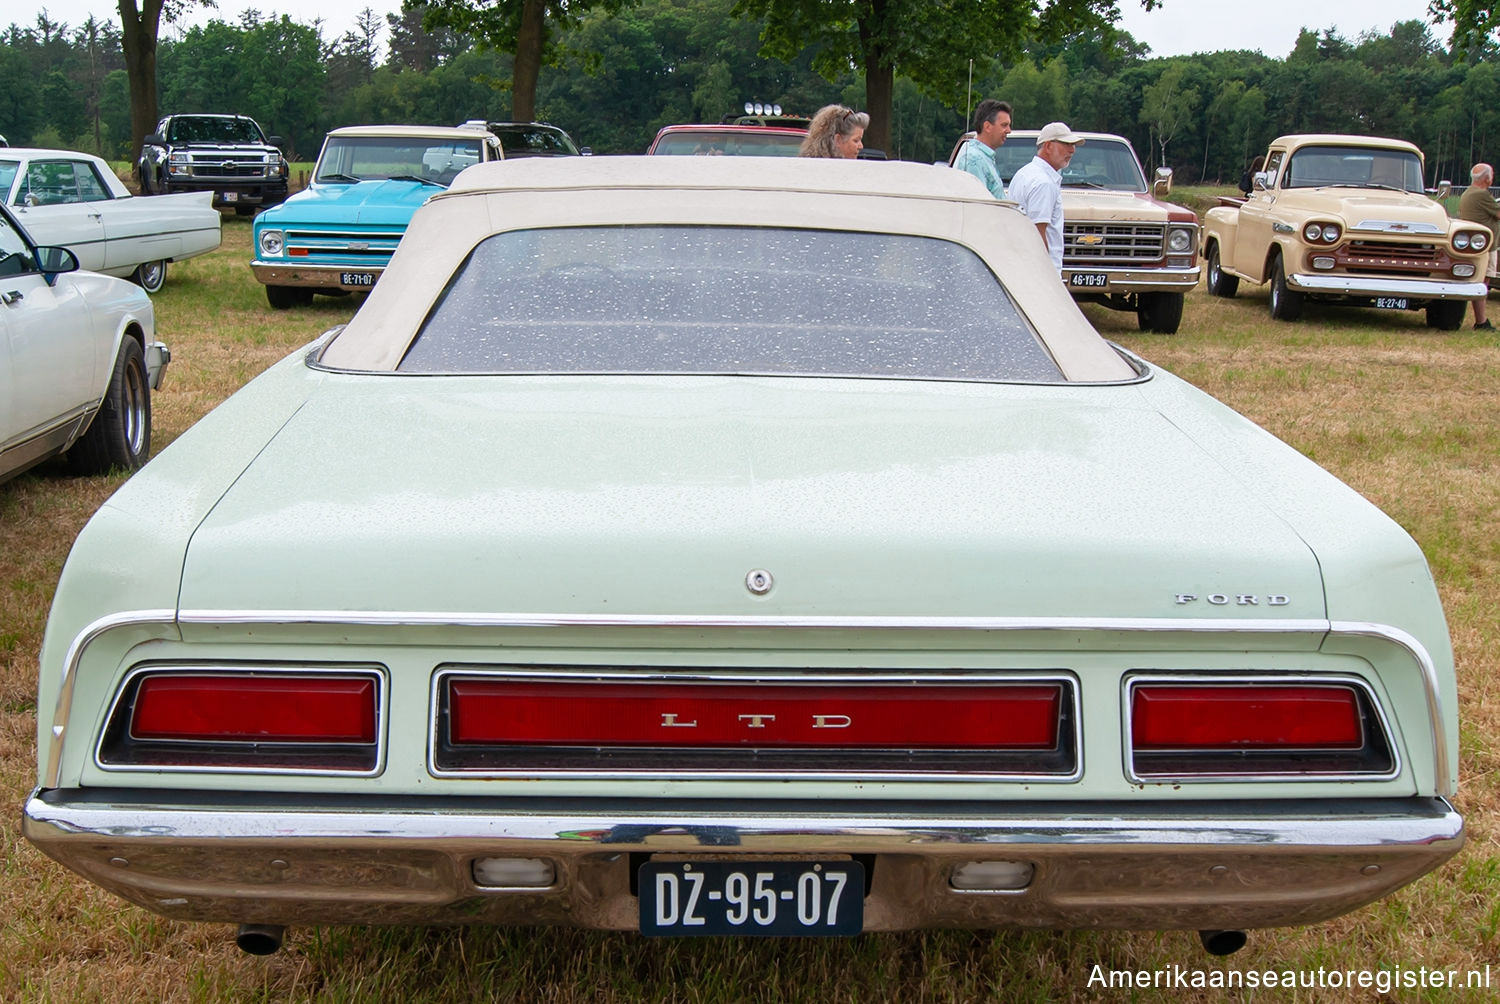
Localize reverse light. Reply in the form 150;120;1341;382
951;860;1035;891
1127;679;1394;780
472;857;555;888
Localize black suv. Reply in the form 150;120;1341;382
137;114;289;213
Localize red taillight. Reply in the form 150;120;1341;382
131;674;377;743
447;681;1061;749
1132;685;1362;750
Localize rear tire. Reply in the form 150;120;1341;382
1268;256;1303;321
1206;243;1239;297
1425;299;1466;330
131;259;166;293
1136;291;1184;334
266;285;314;309
68;338;151;475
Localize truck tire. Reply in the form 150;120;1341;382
1206;243;1239;297
1268;256;1303;322
266;285;314;309
1136;291;1184;334
1425;300;1466;330
68;338;151;474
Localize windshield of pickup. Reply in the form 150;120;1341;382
1283;146;1425;192
316;136;485;185
493;127;578;157
992;138;1146;191
167;117;267;145
395;225;1065;382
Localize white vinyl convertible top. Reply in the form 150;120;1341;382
319;156;1138;381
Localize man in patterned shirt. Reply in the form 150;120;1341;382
952;99;1012;200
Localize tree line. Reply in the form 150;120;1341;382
1;0;1497;187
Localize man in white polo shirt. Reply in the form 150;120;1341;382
1006;121;1084;272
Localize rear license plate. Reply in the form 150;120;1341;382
221;191;238;203
1069;272;1108;288
640;860;863;937
341;271;377;287
1373;296;1409;310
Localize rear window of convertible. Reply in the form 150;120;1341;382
396;226;1065;382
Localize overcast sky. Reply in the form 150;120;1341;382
12;0;1446;60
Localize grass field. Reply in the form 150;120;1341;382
0;209;1496;1002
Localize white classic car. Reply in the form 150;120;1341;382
0;148;221;293
25;159;1460;958
0;203;168;484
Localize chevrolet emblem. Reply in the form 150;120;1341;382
1078;234;1105;246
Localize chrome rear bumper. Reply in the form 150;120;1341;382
23;791;1462;932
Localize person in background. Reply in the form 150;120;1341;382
1459;162;1498;331
800;105;868;159
952;99;1012;199
1006;121;1084;272
1239;155;1265;199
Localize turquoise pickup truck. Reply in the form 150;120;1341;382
251;124;502;309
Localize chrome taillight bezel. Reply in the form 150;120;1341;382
429;667;1082;781
96;663;388;775
1122;673;1399;783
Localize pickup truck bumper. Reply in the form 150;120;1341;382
1062;265;1201;294
1288;274;1487;300
251;262;385;292
165;179;288;209
23;790;1463;932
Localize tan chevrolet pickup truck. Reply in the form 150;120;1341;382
950;130;1200;334
1202;134;1487;328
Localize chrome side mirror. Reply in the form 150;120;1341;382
1435;180;1453;201
1153;166;1173;198
1253;171;1272;191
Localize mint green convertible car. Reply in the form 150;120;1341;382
24;158;1462;956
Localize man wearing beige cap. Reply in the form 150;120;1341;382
1007;121;1084;272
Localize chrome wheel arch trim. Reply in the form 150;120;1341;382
45;610;1450;795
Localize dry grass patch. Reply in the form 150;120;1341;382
0;234;1495;999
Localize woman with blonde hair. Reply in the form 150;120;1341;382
799;105;868;159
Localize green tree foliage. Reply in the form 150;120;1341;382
732;0;1160;152
1431;0;1500;54
3;0;1500;184
414;0;636;122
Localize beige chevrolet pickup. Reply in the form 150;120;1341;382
950;130;1200;333
1202;134;1487;328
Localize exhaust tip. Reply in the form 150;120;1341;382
1198;929;1248;956
235;923;286;956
